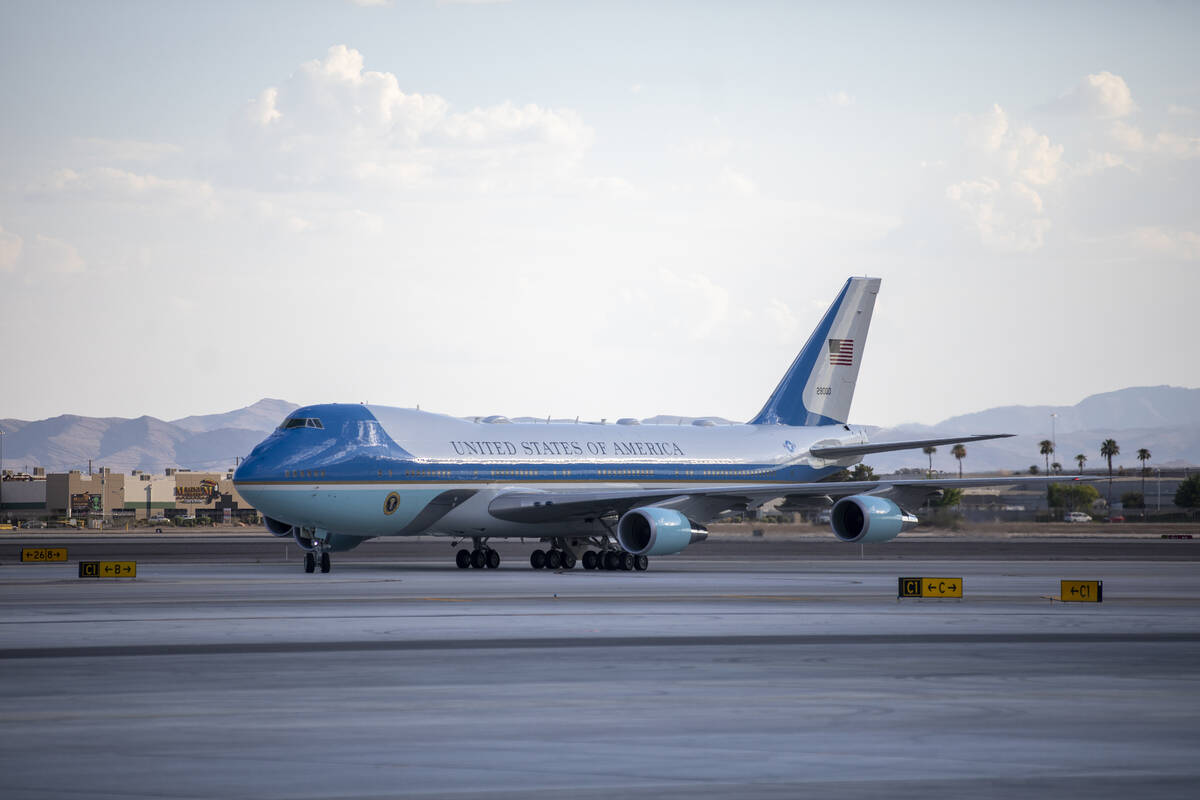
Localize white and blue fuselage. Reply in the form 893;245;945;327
234;403;866;539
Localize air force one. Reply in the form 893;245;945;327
234;276;1084;574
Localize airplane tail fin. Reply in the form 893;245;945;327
749;276;880;426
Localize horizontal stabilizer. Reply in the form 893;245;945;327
809;433;1014;460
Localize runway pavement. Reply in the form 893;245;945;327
1;539;1198;798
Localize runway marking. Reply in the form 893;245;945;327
3;632;1199;660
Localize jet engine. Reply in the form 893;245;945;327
264;516;294;536
292;528;368;553
829;495;919;543
617;507;708;556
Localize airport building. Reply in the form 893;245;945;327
1;467;258;524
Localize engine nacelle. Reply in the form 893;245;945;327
264;516;294;537
292;529;368;553
617;507;708;556
830;495;919;543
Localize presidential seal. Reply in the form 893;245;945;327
383;492;401;515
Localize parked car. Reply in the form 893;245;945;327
815;510;832;525
21;520;47;529
1064;511;1092;523
1106;515;1125;523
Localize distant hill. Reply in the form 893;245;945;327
862;386;1200;473
1;388;1195;474
0;399;297;473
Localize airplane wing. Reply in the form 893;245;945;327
809;433;1013;460
487;474;1093;524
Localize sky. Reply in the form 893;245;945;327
2;0;1198;428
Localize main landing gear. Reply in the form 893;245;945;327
455;537;501;570
530;537;649;571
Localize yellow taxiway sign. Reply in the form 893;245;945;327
899;577;963;598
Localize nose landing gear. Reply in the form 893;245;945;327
296;529;332;574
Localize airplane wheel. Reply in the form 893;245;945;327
471;549;486;568
304;552;315;573
603;551;620;571
561;551;576;570
455;549;471;569
546;550;562;570
530;549;547;569
486;549;501;569
320;552;331;573
634;555;649;571
620;552;634;571
582;551;598;570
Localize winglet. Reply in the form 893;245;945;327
749;277;881;426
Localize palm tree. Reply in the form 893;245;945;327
923;445;936;478
1075;453;1087;474
1137;448;1151;515
1100;439;1120;507
951;443;966;479
1039;439;1054;476
1052;461;1062;474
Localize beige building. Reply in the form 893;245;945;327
45;469;125;518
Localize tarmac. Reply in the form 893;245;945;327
1;533;1199;798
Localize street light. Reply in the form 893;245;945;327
1050;413;1058;473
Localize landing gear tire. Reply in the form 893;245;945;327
634;555;649;571
546;550;562;570
320;552;331;573
603;551;620;571
470;549;486;569
620;552;635;571
456;549;472;569
561;551;577;570
582;551;598;570
530;549;547;569
486;549;501;569
304;552;316;573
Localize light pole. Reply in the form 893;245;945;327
0;429;5;520
1157;468;1161;512
1050;413;1058;473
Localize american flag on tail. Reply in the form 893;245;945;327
828;338;854;366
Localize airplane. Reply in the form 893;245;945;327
233;276;1088;574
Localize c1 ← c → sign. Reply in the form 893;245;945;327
898;577;963;598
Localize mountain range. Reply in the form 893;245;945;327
0;387;1196;474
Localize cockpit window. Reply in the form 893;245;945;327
280;417;324;430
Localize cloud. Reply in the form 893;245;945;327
1168;104;1197;117
826;91;854;107
25;233;85;273
946;178;1051;252
1129;227;1200;261
233;45;593;192
958;104;1063;184
347;0;391;6
1109;122;1200;158
0;226;22;272
71;138;183;163
1110;120;1146;151
949;104;1062;250
1152;131;1200;159
30;167;214;208
1047;71;1136;118
717;166;757;197
1074;150;1128;176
